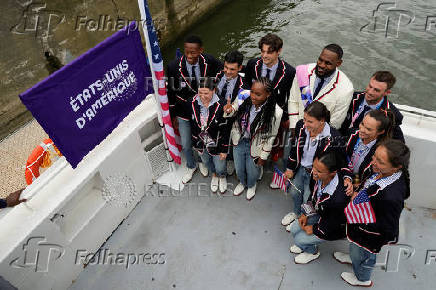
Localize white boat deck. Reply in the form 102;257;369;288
69;171;436;290
2;99;435;289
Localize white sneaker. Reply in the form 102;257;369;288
341;272;373;287
211;176;219;193
246;184;256;200
285;223;292;232
219;177;227;193
199;162;208;177
333;252;352;265
182;167;197;184
270;181;280;189
281;212;297;226
258;166;264;180
227;161;235;176
233;183;245;196
290;244;303;254
294;252;320;264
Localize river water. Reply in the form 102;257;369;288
162;0;436;111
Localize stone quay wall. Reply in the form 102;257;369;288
0;0;228;140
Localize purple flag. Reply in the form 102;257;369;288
19;22;152;168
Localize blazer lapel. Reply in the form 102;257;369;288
230;76;243;102
352;93;364;115
271;60;285;89
198;54;207;77
216;71;224;82
316;70;339;99
206;102;220;129
359;145;376;175
250;107;264;138
309;67;316;95
179;56;194;91
254;59;263;79
191;97;202;128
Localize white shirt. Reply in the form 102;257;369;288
363;171;402;190
301;123;331;168
351;138;377;174
261;62;279;81
196;93;220;129
242;104;264;139
186;60;200;82
317;173;339;199
313;71;336;96
217;75;238;100
196;94;220;147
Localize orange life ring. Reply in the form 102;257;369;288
25;139;62;185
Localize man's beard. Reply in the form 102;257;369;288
315;65;335;78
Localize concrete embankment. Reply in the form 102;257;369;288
0;0;227;140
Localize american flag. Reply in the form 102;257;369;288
345;189;376;224
139;0;181;164
272;167;288;192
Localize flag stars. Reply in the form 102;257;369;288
154;54;160;60
153;41;159;46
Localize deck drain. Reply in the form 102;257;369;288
145;142;170;181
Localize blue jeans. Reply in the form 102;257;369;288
290;214;323;254
289;166;312;216
199;150;226;177
178;117;196;169
349;242;376;282
233;138;260;188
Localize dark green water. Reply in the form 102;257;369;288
163;0;436;110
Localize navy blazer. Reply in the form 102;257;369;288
347;170;408;253
341;131;377;182
286;119;346;172
340;92;405;142
167;54;223;120
243;57;295;116
308;172;350;241
215;71;245;103
189;96;231;155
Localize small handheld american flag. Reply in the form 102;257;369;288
345;189;376;224
272;167;289;192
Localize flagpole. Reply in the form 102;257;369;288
137;0;175;172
